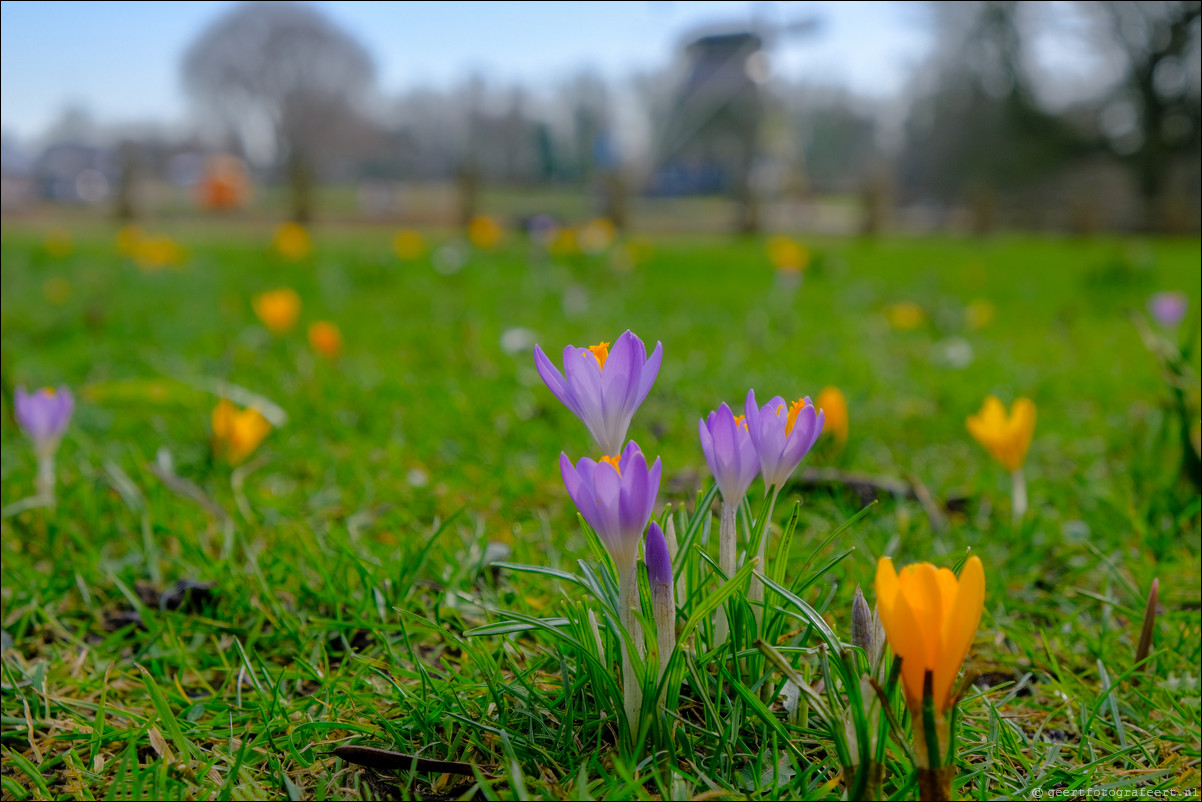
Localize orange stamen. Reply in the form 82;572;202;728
586;341;610;370
43;387;56;396
734;414;748;430
785;398;807;436
599;454;622;475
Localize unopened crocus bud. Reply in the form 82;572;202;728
852;585;872;653
645;522;676;685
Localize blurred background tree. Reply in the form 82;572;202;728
181;1;377;223
1086;0;1201;231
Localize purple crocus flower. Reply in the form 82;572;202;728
560;440;662;569
15;386;74;456
699;402;760;504
1148;291;1188;327
535;330;663;456
745;389;824;490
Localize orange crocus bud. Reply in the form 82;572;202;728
308;321;343;358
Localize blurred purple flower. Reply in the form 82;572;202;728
745;389;824;490
15;386;74;456
1149;292;1188;327
535;330;663;455
699;402;760;504
560;441;661;569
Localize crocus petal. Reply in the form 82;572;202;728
875;557;900;626
699;417;716;472
634;340;663;407
592;461;625;557
935;556;985;710
535;345;578;416
888;581;930;709
899;562;944;667
561;453;601;534
645;456;662;523
618;449;650;541
601;332;638;412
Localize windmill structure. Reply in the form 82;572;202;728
653;16;819;232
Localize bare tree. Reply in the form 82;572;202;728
182;1;376;222
1088;1;1201;230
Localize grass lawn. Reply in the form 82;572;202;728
1;220;1199;800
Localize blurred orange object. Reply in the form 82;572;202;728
308;321;343;358
816;386;849;445
253;288;301;334
198;154;250;210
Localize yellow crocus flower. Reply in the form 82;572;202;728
886;302;925;330
876;556;984;717
966;396;1035;472
393;229;426;261
467;215;503;250
273;222;312;260
816;386;848;445
767;236;809;272
252;288;301;334
212;400;271;465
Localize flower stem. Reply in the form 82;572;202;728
714;500;738;645
35;453;56;506
748;488;779;628
617;557;643;739
653;580;675;686
1011;467;1027;524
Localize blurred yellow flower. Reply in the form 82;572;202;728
767;236;809;272
134;236;186;270
393;229;426;261
965;299;996;330
44;229;73;258
116;225;143;255
468;215;503;250
253;288;301;334
43;277;72;305
966;396;1035;472
886;302;925;330
816;386;848;444
578;218;616;254
212;399;271;465
550;226;579;257
308;321;343;358
876;555;985;716
274;222;312;260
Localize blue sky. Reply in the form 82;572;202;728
1;1;932;140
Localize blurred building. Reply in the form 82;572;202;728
651;30;765;197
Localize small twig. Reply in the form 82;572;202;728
147;462;229;521
795;467;948;532
331;745;492;778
